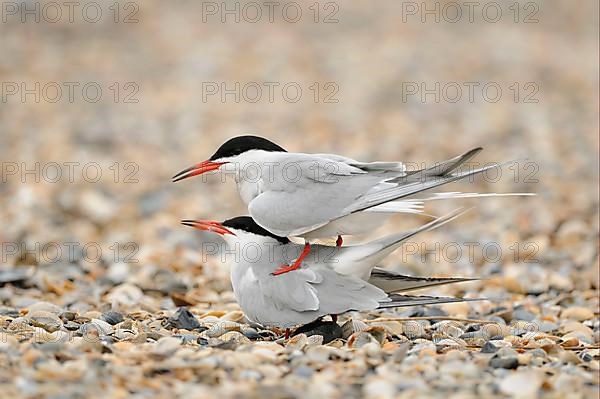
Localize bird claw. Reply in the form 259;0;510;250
271;242;311;276
271;263;301;276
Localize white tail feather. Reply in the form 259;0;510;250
365;191;534;215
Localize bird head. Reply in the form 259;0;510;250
172;135;286;182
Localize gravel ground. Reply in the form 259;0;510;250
0;1;598;398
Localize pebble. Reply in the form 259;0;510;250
106;284;145;309
481;341;498;353
101;311;124;325
0;267;35;285
499;370;543;397
26;302;62;315
27;311;62;332
167;307;203;331
152;337;182;356
489;355;519;369
512;308;536;322
561;307;595;321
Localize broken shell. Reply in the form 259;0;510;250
286;333;308;352
369;321;403;337
341;318;369;339
205;321;241;338
220;311;245;322
200;311;226;319
348;331;379;349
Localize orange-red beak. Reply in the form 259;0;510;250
181;219;236;236
172;160;226;182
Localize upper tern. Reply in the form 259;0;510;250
181;209;478;332
173;135;528;275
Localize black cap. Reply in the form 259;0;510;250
209;136;287;161
222;216;290;243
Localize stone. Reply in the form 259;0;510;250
167;307;204;331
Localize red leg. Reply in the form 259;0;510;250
336;235;343;247
331;314;338;323
272;243;311;276
284;328;290;340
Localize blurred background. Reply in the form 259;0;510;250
0;0;598;305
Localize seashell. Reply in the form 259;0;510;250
306;334;324;347
361;341;382;357
286;333;308;351
364;326;386;344
489;340;512;349
341;318;369;339
370;321;403;337
562;331;592;345
220;311;245;322
540;341;562;355
382;341;398;352
436;338;465;347
561;322;594;339
114;329;135;340
560;336;580;347
559;350;581;364
347;331;378;349
479;323;509;339
7;317;31;332
504;335;525;347
127;310;152;321
199;311;226;319
220;331;251;344
205;321;241;338
442;325;464;338
326;339;344;348
402;321;426;339
51;330;71;343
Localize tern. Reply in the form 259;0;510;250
181;209;478;335
173;135;527;275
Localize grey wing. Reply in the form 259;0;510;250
314;268;387;314
258;266;387;315
258;268;323;312
249;154;401;236
313;153;406;173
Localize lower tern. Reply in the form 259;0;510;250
173;136;529;275
181;209;478;335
